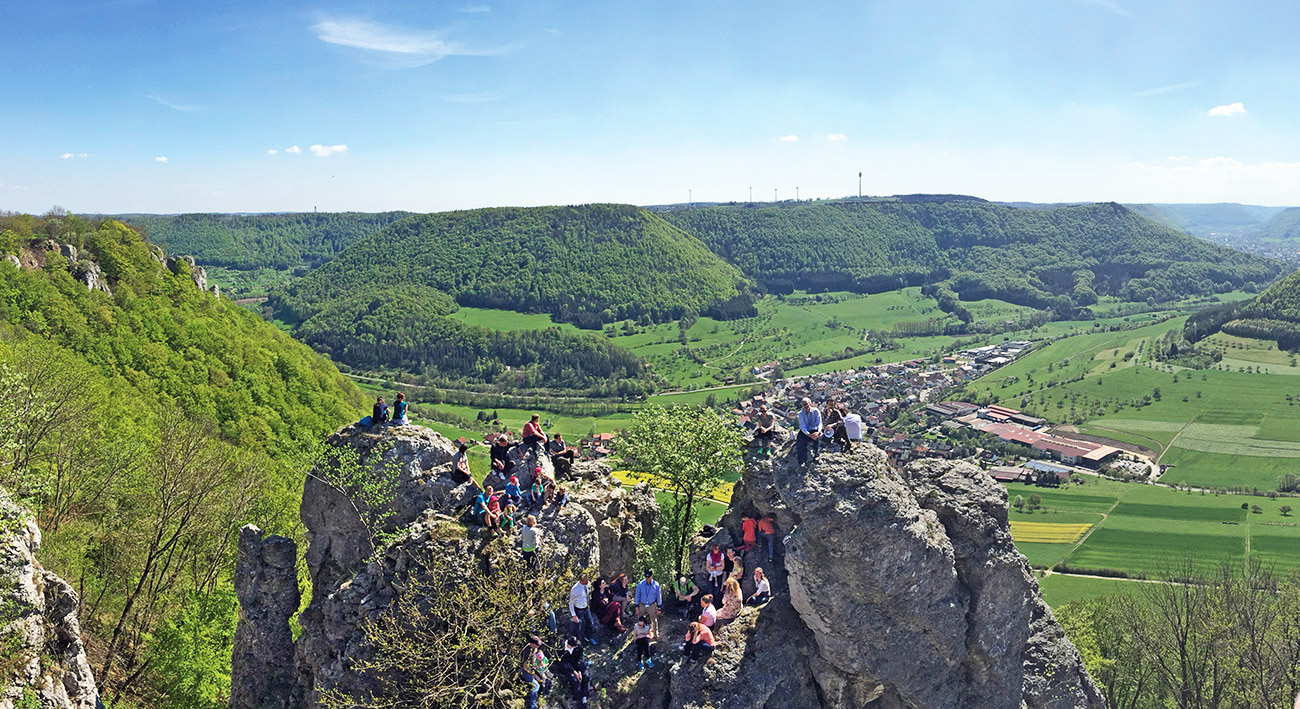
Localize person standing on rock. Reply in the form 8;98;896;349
754;404;776;456
796;397;822;465
634;568;662;636
756;516;778;562
521;515;541;570
555;635;591;705
520;635;552;709
705;543;727;600
569;573;597;646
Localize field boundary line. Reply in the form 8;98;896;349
1048;492;1127;574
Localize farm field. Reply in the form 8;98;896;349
965;317;1300;492
1003;478;1300;578
1035;573;1153;607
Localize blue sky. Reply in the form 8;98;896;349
1;0;1297;212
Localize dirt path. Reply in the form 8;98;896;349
1157;419;1196;467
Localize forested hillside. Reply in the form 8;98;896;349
121;211;410;271
1252;208;1300;243
0;212;364;705
664;200;1280;313
1186;266;1300;349
272;204;745;327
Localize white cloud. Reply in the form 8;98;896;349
460;4;490;12
59;152;90;159
1208;102;1246;117
1123;156;1300;202
309;143;348;157
311;17;509;69
147;93;202;112
285;145;302;154
154;156;168;163
1168;155;1189;161
826;133;847;142
1135;81;1197;97
778;135;799;142
267;149;279;155
1081;0;1132;16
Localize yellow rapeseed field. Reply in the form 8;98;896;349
1009;521;1092;544
610;470;734;504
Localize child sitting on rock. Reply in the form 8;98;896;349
633;616;654;669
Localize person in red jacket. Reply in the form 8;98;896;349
756;517;778;562
741;517;758;552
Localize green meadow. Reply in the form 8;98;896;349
1004;478;1300;580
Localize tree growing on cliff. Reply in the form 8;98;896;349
621;404;743;579
307;440;403;563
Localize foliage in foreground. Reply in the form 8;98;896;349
323;547;578;709
620;404;743;579
1057;558;1300;709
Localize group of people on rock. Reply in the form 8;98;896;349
795;396;860;465
366;392;409;426
517;525;781;708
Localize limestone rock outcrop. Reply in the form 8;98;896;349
167;255;207;292
0;490;102;709
232;423;654;707
697;448;1104;709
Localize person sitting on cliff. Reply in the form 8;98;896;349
674;575;700;619
705;543;727;600
500;503;519;534
482;486;503;533
754;404;776;456
746;567;772;605
504;476;524;507
822;398;846;452
717;576;743;621
371;397;390;425
607;573;630;609
526;476;545;509
391;392;409;425
521;414;547;454
547;433;578;476
554;485;570;509
633;616;654;669
491;435;517;478
697;596;717;627
682;621;715;664
451;444;483;491
590;578;626;633
554;635;591;705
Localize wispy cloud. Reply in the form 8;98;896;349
1208;102;1246;117
311;16;510;68
154;156;168;163
285;145;302;154
827;133;847;142
778;135;799;142
267;149;279;155
1081;0;1132;16
441;91;501;103
309;143;348;157
147;93;202;112
59;152;90;159
460;4;490;12
1135;80;1197;97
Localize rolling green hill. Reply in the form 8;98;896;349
1251;208;1300;244
663;200;1280;311
120;211;410;271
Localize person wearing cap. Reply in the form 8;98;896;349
796;397;822;466
491;434;517;477
673;574;700;619
519;635;551;709
504;476;523;507
633;567;662;636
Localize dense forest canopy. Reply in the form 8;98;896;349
1187;266;1300;350
119;211;411;271
0;210;364;704
663;200;1281;312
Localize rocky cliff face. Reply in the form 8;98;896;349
231;424;658;708
230;426;1100;709
0;491;102;709
689;448;1104;709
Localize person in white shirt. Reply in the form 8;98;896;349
697;595;717;627
746;567;772;605
568;573;597;646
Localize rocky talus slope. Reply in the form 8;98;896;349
230;425;1101;709
0;491;102;709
